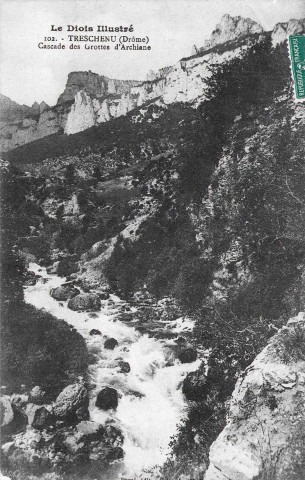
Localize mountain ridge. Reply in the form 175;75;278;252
1;14;304;153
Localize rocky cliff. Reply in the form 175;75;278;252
0;94;31;123
204;314;305;480
1;14;305;153
196;14;263;52
0;73;141;152
64;90;138;134
272;18;305;46
64;28;267;135
57;70;141;104
0;99;69;153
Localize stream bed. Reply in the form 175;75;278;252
24;263;201;479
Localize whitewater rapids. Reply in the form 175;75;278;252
24;263;200;479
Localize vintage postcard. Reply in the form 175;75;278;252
1;1;305;479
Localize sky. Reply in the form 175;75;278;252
0;0;305;106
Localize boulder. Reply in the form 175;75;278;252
182;369;208;401
25;404;54;430
95;387;118;410
1;414;123;475
76;421;104;442
178;347;197;364
47;261;60;274
103;425;124;447
68;293;101;312
29;386;46;405
89;329;102;336
175;336;187;345
53;383;89;422
63;422;123;460
23;274;38;286
98;291;110;300
87;425;124;463
50;284;80;301
2;441;15;456
104;338;118;350
0;397;14;427
118;361;131;373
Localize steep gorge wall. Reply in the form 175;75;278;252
1;15;305;152
0;101;70;153
63;32;264;134
57;70;141;104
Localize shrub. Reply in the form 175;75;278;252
0;302;88;399
276;324;305;363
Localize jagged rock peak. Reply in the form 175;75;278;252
192;14;264;55
39;101;49;114
145;66;173;82
272;18;305;46
57;70;140;104
208;14;263;48
0;93;31;121
0;94;49;122
30;101;40;112
28;101;49;116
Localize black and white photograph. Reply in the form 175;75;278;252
1;0;305;479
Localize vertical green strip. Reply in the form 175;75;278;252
289;35;305;100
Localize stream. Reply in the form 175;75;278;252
24;263;200;479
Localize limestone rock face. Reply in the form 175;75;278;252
204;315;305;480
39;101;49;114
64;90;96;135
272;18;305;46
209;14;263;48
0;99;69;153
29;101;50;116
0;94;30;122
60;14;265;137
57;70;140;104
58;71;107;104
64;89;137;135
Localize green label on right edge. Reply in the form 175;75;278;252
289;35;305;101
